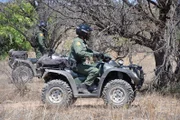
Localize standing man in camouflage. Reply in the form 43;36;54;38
69;23;101;94
35;21;47;59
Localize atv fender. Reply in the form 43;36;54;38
42;69;78;97
98;68;140;96
12;59;36;76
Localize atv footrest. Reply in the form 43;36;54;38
76;93;99;98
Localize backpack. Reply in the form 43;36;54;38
29;28;39;48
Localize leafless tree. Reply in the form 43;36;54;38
39;0;180;88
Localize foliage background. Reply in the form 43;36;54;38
0;1;37;58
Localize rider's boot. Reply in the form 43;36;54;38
87;84;97;92
78;83;91;94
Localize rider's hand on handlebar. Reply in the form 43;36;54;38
103;54;111;62
93;53;104;59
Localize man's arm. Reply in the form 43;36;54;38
73;41;93;57
87;47;99;55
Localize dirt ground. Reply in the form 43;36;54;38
0;53;180;120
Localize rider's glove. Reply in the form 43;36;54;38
93;53;104;59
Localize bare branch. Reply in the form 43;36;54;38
146;0;161;8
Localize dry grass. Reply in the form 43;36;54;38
0;89;179;120
0;54;180;120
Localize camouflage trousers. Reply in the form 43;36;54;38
76;63;99;86
35;47;46;59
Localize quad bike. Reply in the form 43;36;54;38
8;49;69;84
8;49;38;83
41;54;144;108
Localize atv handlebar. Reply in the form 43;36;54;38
102;56;112;62
93;53;112;62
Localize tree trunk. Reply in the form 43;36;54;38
153;47;174;88
154;51;165;71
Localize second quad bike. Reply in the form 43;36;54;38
8;49;70;83
8;49;38;83
41;54;144;108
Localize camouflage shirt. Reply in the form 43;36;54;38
36;31;47;50
69;37;93;64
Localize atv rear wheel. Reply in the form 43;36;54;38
102;79;135;108
12;65;33;84
42;80;74;107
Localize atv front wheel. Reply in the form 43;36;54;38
102;79;135;108
42;80;74;107
12;65;33;84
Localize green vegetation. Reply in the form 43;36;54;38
0;1;37;58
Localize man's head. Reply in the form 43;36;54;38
38;21;47;32
76;23;92;40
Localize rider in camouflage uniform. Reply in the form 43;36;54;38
69;24;102;94
35;21;47;59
